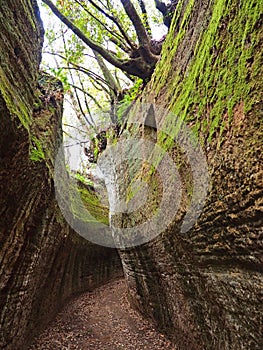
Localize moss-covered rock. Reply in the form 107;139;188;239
0;1;121;349
116;0;263;349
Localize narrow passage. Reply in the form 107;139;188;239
30;279;176;350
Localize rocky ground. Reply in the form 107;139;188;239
29;279;176;350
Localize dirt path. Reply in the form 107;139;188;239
29;279;176;350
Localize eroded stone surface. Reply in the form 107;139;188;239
114;0;263;349
0;2;121;349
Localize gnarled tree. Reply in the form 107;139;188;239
42;0;168;81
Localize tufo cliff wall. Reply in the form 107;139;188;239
115;0;262;349
0;1;121;349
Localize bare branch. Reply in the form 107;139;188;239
120;0;149;48
63;123;89;135
86;0;136;49
77;70;96;125
62;30;95;127
70;83;104;111
93;50;121;98
43;51;114;90
74;0;128;49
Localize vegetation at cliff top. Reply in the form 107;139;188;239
38;0;179;176
40;0;175;132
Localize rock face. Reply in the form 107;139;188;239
0;0;262;349
115;0;263;349
0;1;121;349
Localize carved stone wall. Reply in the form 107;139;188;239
116;0;263;348
0;1;121;349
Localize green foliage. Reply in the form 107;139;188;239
30;136;45;162
49;67;70;90
74;172;94;187
41;0;166;131
117;78;143;119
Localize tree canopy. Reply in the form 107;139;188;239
42;0;172;79
40;0;177;139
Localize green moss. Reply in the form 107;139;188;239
152;0;262;148
71;183;109;225
74;172;94;186
0;66;32;130
30;136;45;162
152;0;192;94
21;0;37;30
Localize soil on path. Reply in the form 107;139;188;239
29;279;176;350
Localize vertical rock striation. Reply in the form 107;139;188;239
116;0;263;349
0;1;121;349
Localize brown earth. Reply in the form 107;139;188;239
29;279;176;350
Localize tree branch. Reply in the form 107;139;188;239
120;0;149;48
93;50;121;98
86;0;136;49
42;0;158;80
42;0;129;71
74;0;128;49
44;51;116;91
119;0;158;63
137;0;152;35
77;70;96;125
71;83;104;111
